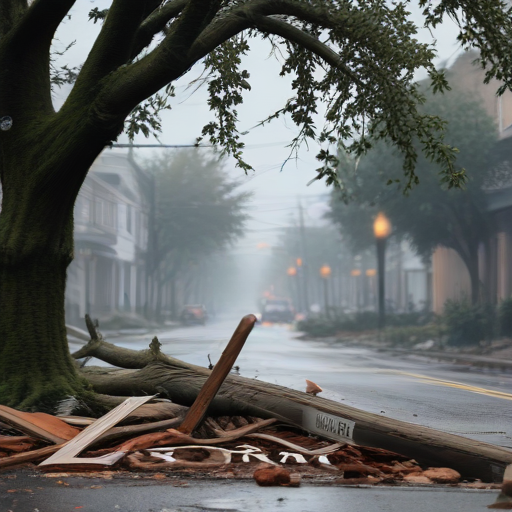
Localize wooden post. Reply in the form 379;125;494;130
178;314;257;434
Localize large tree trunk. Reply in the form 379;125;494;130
0;117;122;410
0;212;86;410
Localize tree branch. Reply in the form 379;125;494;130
3;0;75;44
0;0;76;119
94;4;243;118
84;0;373;140
73;0;157;96
131;0;189;58
0;0;27;37
248;14;363;88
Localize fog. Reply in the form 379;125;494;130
43;2;512;328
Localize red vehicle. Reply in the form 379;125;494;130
180;305;207;325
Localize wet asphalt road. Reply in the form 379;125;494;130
72;317;512;449
0;473;501;512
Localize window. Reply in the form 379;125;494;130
103;201;116;228
75;197;91;223
127;204;132;234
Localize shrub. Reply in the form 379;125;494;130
382;324;444;347
498;297;512;337
296;316;339;337
297;309;433;338
443;299;495;346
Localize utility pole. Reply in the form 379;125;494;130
298;201;310;314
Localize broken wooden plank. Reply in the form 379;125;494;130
0;443;66;470
39;395;154;467
120;401;187;425
91;417;183;447
116;419;279;452
58;416;96;427
211;418;277;438
246;433;342;456
0;435;39;453
58;402;187;428
178;314;257;434
0;406;80;444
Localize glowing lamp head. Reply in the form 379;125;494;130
287;266;297;276
373;212;392;239
320;265;331;278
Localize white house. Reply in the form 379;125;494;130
65;150;150;325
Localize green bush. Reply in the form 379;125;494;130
382;323;444;347
498;297;512;337
297;310;433;338
296;317;338;337
443;299;495;346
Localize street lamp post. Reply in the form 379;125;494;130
287;266;298;311
320;264;332;316
373;212;392;330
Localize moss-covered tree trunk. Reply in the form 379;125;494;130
0;107;127;409
0;162;83;409
0;256;86;410
0;126;109;409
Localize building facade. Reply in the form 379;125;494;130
65;150;150;326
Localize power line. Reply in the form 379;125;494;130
111;143;209;148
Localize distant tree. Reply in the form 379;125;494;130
329;92;498;304
265;224;345;310
145;149;250;319
2;0;512;409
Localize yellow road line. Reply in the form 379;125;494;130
384;371;512;401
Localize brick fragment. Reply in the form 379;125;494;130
253;464;291;487
422;467;461;484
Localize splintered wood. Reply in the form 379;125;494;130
0;403;486;487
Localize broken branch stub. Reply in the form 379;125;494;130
178;314;257;435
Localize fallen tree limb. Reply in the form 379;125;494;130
71;315;177;369
212;418;277;438
81;359;512;481
92;417;184;447
72;316;512;482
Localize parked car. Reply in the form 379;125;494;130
180;305;207;325
261;298;295;323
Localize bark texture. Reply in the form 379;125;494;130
0;257;87;409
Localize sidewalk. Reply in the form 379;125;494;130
390;348;512;370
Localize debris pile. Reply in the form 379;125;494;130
0;400;496;488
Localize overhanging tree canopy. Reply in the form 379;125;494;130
1;0;512;410
329;91;498;305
